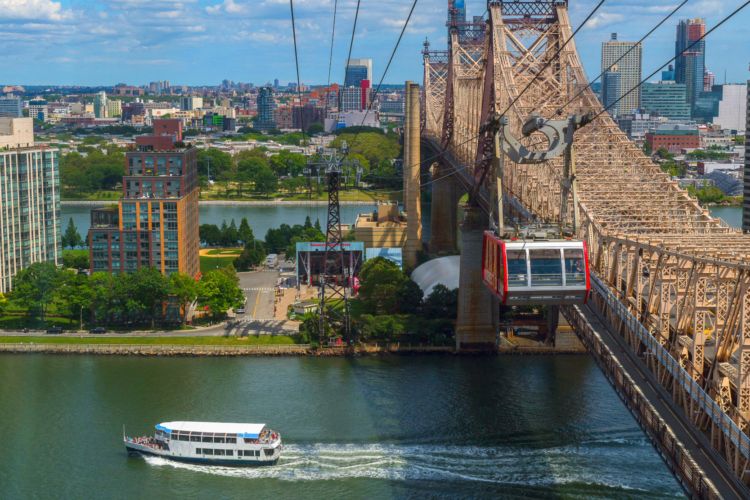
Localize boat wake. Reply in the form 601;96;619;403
140;440;679;494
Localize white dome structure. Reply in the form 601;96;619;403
411;256;460;296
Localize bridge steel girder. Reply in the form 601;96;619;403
422;0;750;488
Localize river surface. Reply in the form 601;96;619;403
61;203;379;240
0;355;682;498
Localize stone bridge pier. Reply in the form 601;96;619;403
429;161;464;255
455;205;497;350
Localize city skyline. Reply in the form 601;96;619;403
1;0;749;87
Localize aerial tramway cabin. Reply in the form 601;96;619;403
482;232;591;306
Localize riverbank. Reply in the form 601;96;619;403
62;200;385;207
0;338;587;356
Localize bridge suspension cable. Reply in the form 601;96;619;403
587;0;750;125
555;0;689;116
498;0;606;118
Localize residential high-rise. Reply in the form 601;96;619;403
340;86;363;112
601;33;642;116
0;97;22;118
88;120;200;277
94;91;108;118
107;99;122;118
344;59;373;88
704;70;715;92
641;82;691;120
0;117;61;293
255;87;276;131
28;99;48;122
675;18;706;110
745;80;750;233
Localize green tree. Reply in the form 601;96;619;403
62;250;89;270
396;279;424;314
62;218;84;249
234;241;267;271
55;271;94;330
357;257;408;314
11;262;61;321
255;166;278;197
197;148;232;179
198;267;244;318
238;218;254;245
168;273;199;324
200;224;223;246
269;151;306;177
423;284;458;319
129;267;170;328
306;123;325;136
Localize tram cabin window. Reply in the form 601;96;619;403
506;250;528;286
564;249;586;285
529;249;562;286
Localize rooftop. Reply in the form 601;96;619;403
156;421;266;437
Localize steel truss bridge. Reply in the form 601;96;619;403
418;0;750;496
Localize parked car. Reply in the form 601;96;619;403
236;307;246;314
89;327;107;334
46;326;63;334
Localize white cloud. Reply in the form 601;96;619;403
206;0;246;15
585;12;625;30
0;0;72;21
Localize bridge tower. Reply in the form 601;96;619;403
403;81;423;269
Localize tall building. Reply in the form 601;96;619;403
28;99;48;122
715;84;748;132
0;97;22;118
601;33;642;116
340;86;363;112
180;96;203;111
94;91;108;118
675;18;706;110
107;99;122;118
601;69;621;115
344;59;373;88
641;82;691;120
704;70;715;92
662;64;676;82
254;87;276;131
0;118;61;293
744;80;750;233
88;120;200;277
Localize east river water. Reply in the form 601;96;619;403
0;355;683;498
14;204;736;498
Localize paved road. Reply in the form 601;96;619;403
238;270;279;320
579;303;749;499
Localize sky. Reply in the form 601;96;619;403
1;0;749;87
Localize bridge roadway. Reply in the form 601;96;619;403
569;299;749;498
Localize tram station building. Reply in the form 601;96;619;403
295;241;364;287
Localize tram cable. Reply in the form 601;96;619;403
324;0;339;117
555;0;689;116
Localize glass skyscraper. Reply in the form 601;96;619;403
601;33;642;116
344;59;372;88
675;18;706;111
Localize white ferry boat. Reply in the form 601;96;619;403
124;421;282;466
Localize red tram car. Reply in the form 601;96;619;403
481;231;591;305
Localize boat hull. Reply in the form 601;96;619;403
125;444;279;467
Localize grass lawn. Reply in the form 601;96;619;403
200;255;238;274
62;190;121;201
202;248;242;257
0;335;300;346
